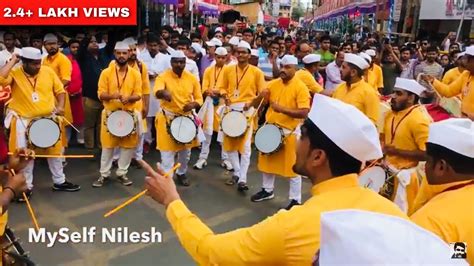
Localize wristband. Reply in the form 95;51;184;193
3;186;16;199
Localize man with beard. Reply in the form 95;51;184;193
249;55;310;210
193;47;233;171
137;94;407;265
0;48;81;200
295;54;324;96
0;32;21;68
414;46;443;90
154;51;202;186
333;53;380;124
410;118;474;264
93;42;142;188
364;49;384;94
138;34;171;151
218;41;265;191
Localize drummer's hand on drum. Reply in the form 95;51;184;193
259;89;270;102
54;106;65;116
183;102;199;112
8;148;35;172
270;101;284;113
139;160;181;208
161;90;172;102
120;95;130;105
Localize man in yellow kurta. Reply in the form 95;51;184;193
193;47;233;171
421;45;474;120
139;94;407;265
411;118;474;264
154;50;202;186
0;48;80;199
217;40;266;191
93;42;142;188
333;53;380;124
382;78;430;213
365;49;384;93
442;52;466;85
295;54;324;95
250;55;310;210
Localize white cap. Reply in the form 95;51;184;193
465;45;474;56
456;52;466;60
319;210;467;265
251;49;259;57
365;49;376;57
215;47;228;56
308;95;383;162
43;33;58;43
206;38;222;47
122;37;137;46
280;55;298;65
359;52;372;64
20;47;42;60
427;118;474;158
215;27;223;33
302;54;321;64
229;36;240;46
170;50;187;59
394;78;426;96
344;53;370;70
237;40;251;51
114;41;130;51
190;43;203;54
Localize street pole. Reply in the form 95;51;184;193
456;0;467;42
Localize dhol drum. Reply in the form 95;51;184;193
359;165;397;199
106;110;136;138
1;227;34;266
254;124;284;154
169;116;197;144
221;110;248;138
26;117;61;149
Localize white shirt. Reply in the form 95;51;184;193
185;58;200;82
325;61;343;92
0;47;21;68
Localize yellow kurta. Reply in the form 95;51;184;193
0;186;7;236
0;66;66;155
98;64;142;149
332;79;380;124
202;65;225;131
411;182;474;265
367;64;384;92
166;174;408;265
218;64;266;152
295;68;324;94
42;52;74;124
257;77;310;177
153;69;203;152
383;105;430;169
433;71;474;117
442;67;462;85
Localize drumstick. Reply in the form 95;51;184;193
60;116;80;133
7;152;94;159
9;169;40;232
359;159;382;175
103;163;181;218
249;97;265;121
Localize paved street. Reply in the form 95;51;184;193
8;145;312;265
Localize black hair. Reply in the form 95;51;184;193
320;35;331;43
449;42;460;49
454;242;466;249
190;33;201;40
177;38;191;48
400;46;412;53
243;28;254;35
347;62;364;77
68;39;80;47
274;36;284;42
426;143;474;174
137;35;146;45
301;119;362;176
270;40;280;47
30;33;43;42
161;25;173;34
426;46;438;53
3;31;15;40
406;91;420;104
171;31;181;39
146;33;160;44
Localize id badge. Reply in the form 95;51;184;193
31;92;40;102
233;89;239;98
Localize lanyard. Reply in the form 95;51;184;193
390;105;419;144
115;66;128;92
235;65;249;91
214;66;222;85
22;69;37;92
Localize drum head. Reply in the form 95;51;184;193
255;124;282;154
170;116;197;144
28;119;60;148
222;111;247;137
107;111;135;137
359;166;386;192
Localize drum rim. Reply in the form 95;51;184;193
358;166;387;191
221;110;248;138
26;117;61;148
106;110;136;137
169;115;197;144
255;123;284;154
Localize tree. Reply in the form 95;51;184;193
291;7;304;21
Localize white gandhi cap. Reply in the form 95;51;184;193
344;53;370;70
251;49;259;57
170;50;187;59
280;55;298;65
122;37;137;46
114;41;130;51
359;52;372;64
215;47;228;56
465;45;474;56
319;210;467;265
229;36;240;46
206;38;222;47
20;47;42;60
427;118;474;158
43;33;58;43
394;78;426;96
237;40;251;51
365;49;376;57
302;54;321;64
308;94;383;162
